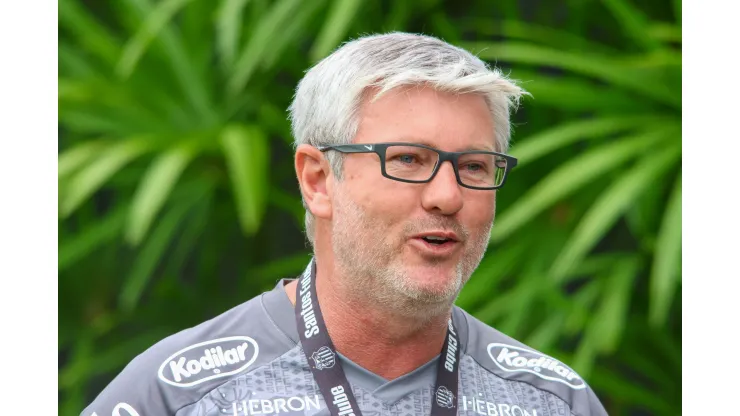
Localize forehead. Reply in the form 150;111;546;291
355;86;496;152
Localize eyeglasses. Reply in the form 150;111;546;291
317;142;518;190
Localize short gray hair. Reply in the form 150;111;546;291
288;32;527;247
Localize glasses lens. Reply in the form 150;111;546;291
384;145;439;181
458;153;508;188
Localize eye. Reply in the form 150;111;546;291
396;154;417;164
462;162;487;172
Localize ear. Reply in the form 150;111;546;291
295;144;333;221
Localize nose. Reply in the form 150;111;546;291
420;161;464;215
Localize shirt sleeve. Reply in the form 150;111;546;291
79;348;182;416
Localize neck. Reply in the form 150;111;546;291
285;266;452;380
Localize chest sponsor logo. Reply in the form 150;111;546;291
460;397;539;416
487;343;586;390
158;336;259;388
228;395;322;416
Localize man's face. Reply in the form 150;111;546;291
330;86;497;313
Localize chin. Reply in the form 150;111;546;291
395;262;463;302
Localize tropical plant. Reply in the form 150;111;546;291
58;0;681;415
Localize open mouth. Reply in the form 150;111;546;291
421;236;453;245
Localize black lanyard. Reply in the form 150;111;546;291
295;260;460;416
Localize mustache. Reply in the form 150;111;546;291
403;217;470;241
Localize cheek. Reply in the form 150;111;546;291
465;193;497;228
359;187;417;227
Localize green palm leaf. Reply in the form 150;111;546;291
119;182;207;312
125;144;197;245
220;124;270;235
227;0;306;96
462;41;680;108
510;116;669;168
116;0;196;78
549;143;680;281
310;0;364;62
58;0;120;67
60;138;152;217
649;173;682;326
58;140;107;178
600;0;663;50
491;128;671;243
216;0;252;70
119;0;216;124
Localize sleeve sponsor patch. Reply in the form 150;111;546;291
487;343;586;390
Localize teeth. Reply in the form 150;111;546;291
425;236;447;241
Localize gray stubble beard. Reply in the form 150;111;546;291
331;187;493;324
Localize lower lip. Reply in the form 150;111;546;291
410;238;460;256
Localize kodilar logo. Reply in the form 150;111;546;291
158;336;259;388
487;343;586;390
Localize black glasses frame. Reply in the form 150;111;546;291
317;142;518;190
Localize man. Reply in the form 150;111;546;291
82;33;607;416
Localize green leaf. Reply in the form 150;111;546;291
117;0;195;78
510;116;670;168
58;141;107;179
589;366;674;414
59;206;127;271
58;79;93;103
309;0;364;62
617;49;682;69
260;0;328;70
461;41;680;108
549;143;680;281
673;0;681;25
58;337;93;391
648;23;682;43
590;258;640;354
216;0;252;70
497;269;544;336
120;0;216;125
125;144;197;246
60;138;151;217
618;342;677;395
563;279;603;336
269;189;306;229
472;19;619;55
227;0;305;95
600;0;663;50
220;124;270;235
119;189;201;312
253;251;313;282
511;70;664;113
163;193;213;277
456;240;527;309
58;0;120;67
525;313;565;352
624;166;669;249
58;44;97;77
491;128;670;243
571;329;598;377
429;13;462;44
384;0;412;31
649;173;682;326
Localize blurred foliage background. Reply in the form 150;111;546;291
58;0;682;415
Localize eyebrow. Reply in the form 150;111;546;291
390;138;496;152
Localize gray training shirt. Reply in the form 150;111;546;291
82;267;608;416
